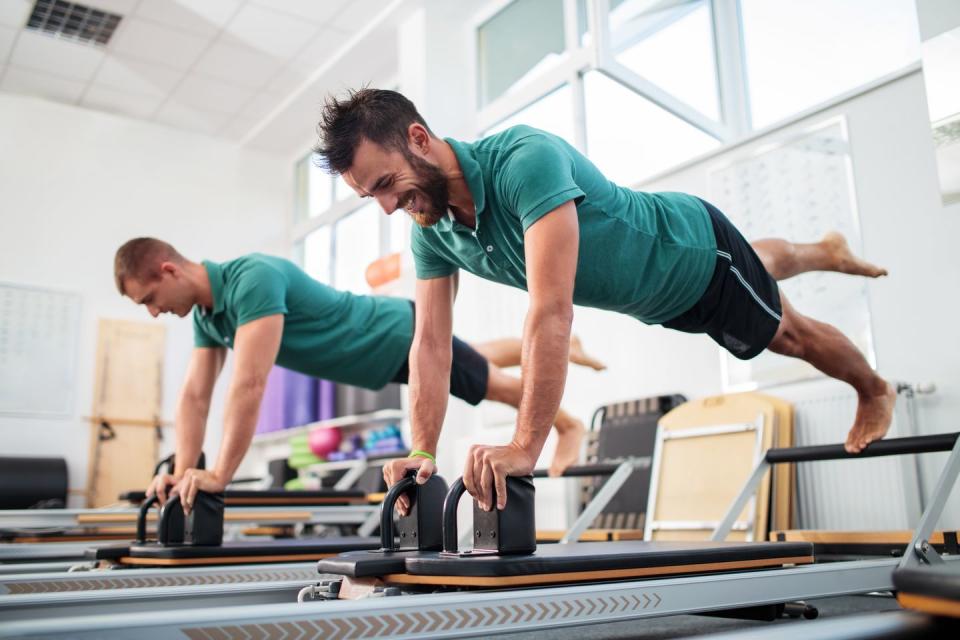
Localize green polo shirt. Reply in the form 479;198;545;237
410;126;717;325
192;254;412;390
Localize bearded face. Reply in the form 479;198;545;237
401;149;450;227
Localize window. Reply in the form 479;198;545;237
477;0;566;106
483;84;576;144
388;210;410;254
609;0;719;121
294;153;333;221
302;226;332;284
741;0;921;128
583;70;719;186
332;202;381;294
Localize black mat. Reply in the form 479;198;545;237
406;541;813;577
127;536;380;559
87;537;380;561
318;550;437;578
120;489;366;504
894;563;960;601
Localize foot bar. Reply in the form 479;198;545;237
765;433;958;464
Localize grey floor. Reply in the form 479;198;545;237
499;593;902;640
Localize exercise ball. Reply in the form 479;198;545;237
308;427;342;457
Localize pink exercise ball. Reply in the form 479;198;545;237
308;427;342;457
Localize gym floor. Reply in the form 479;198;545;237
503;594;901;639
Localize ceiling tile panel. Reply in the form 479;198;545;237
264;66;306;95
10;30;106;81
110;17;211;70
93;55;184;98
250;0;349;25
331;0;388;33
154;100;228;135
170;72;253;114
0;24;17;61
295;27;350;69
2;66;86;102
135;0;241;38
0;0;30;29
82;84;163;118
239;91;284;120
218;113;259;140
224;4;317;59
194;39;283;89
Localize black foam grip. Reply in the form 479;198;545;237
379;475;416;550
442;478;468;553
765;432;959;464
532;462;622;478
136;495;159;543
0;457;68;509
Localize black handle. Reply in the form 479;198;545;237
136;495;159;543
157;494;183;545
379;475;417;550
766;432;959;464
532;462;624;478
442;478;468;554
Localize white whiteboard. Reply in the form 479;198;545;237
708;117;876;390
0;283;81;416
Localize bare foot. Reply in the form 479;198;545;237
549;419;586;477
569;335;607;371
845;382;897;453
822;232;888;278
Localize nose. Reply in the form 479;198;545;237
147;305;160;318
376;194;398;215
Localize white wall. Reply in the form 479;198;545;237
0;94;291;505
643;69;960;526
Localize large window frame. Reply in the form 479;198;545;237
475;0;919;174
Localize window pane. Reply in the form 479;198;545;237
742;0;921;128
478;0;565;106
306;155;332;217
303;226;332;284
334;174;354;202
333;202;381;294
583;70;719;186
483;84;575;145
388;211;410;254
610;0;719;121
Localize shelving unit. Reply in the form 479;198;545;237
240;409;406;483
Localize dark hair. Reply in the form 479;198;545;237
314;88;433;175
114;237;184;295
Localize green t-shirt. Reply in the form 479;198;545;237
410;126;717;324
192;254;412;390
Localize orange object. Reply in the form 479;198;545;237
365;252;402;288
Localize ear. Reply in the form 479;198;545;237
408;123;431;156
159;261;180;277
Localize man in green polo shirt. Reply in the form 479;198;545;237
113;238;600;511
315;88;894;514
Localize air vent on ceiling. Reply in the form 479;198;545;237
25;0;123;47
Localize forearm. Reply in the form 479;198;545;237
213;378;267;482
514;304;574;454
173;393;211;477
409;337;452;456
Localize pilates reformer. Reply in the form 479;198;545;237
2;431;958;639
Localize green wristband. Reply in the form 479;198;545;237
408;450;436;464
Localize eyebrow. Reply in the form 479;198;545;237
367;174;393;195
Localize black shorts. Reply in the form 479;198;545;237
663;198;782;360
389;304;489;406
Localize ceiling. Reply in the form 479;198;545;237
0;0;400;146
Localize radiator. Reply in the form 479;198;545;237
781;379;922;530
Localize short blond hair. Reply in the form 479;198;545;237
114;238;185;295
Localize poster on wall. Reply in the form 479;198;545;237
0;282;81;416
707;117;876;390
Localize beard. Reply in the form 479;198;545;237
403;150;449;227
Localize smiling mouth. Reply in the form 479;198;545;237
402;191;420;214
